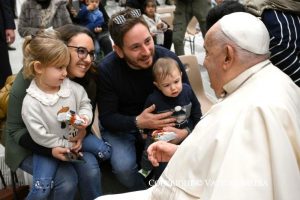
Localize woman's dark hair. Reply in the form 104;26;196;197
55;24;95;45
206;0;247;31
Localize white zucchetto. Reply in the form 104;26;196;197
219;12;270;54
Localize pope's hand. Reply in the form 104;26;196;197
147;141;178;166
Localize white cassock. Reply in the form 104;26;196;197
96;60;300;200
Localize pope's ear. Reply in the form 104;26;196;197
223;45;234;70
113;45;124;58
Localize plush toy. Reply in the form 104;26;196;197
57;106;85;128
152;129;176;142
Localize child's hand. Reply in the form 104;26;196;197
94;27;102;33
87;4;96;11
74;115;89;129
157;22;164;30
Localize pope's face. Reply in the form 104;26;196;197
203;29;226;97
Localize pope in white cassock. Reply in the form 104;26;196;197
97;12;300;200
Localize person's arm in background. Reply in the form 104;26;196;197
17;2;40;37
55;0;73;27
99;2;109;31
0;0;16;44
262;9;300;87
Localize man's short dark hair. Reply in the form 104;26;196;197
108;8;149;48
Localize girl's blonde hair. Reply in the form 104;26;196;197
22;29;70;79
152;57;181;82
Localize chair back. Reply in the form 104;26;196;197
178;55;213;114
160;14;174;30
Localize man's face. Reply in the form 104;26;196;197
116;23;155;69
203;28;226;97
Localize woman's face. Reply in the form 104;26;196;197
67;33;95;79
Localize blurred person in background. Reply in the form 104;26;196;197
0;0;16;88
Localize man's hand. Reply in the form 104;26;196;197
5;29;15;44
147;141;178;167
136;105;176;130
52;147;71;161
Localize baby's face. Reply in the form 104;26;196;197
155;69;183;98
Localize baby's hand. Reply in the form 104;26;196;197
94;27;102;33
87;4;96;11
70;7;78;17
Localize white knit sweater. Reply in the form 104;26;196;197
22;78;93;148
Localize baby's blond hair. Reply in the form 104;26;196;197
152;57;181;82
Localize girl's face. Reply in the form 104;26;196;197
144;2;156;18
36;62;68;93
67;33;95;79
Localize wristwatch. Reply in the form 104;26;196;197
135;116;144;134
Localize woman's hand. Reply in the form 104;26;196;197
147;141;178;167
136;105;176;130
52;147;70;161
163;126;189;144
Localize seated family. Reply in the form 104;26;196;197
5;7;201;199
